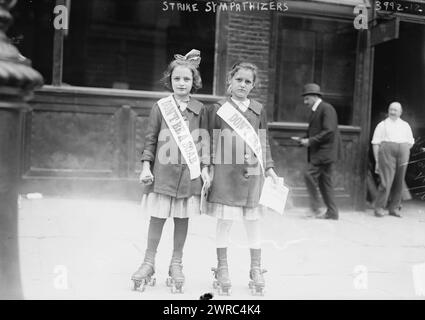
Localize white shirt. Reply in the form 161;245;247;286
371;117;414;145
178;101;188;112
312;98;322;112
231;97;249;112
174;95;190;112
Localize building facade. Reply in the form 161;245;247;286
9;0;425;208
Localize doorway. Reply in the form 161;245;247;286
371;21;425;201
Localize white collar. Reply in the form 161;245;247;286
312;98;322;112
231;97;250;112
386;117;401;123
173;95;190;112
179;102;188;112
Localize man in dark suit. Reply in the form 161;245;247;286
299;83;340;220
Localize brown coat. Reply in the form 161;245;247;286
207;98;274;208
140;97;209;198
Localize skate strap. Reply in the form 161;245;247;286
170;263;183;267
142;261;155;268
157;95;201;180
250;269;267;277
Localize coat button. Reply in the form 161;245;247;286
244;153;249;160
243;170;249;179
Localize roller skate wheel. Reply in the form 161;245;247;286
166;277;172;287
250;286;264;296
132;280;140;291
150;277;156;286
218;286;231;296
171;285;176;294
175;284;184;294
248;281;254;289
212;281;218;289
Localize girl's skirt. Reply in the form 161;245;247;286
141;192;201;218
206;201;267;221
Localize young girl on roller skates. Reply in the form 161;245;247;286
131;49;210;294
206;62;279;296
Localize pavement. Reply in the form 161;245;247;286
17;196;425;300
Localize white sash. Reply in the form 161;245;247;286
157;96;201;180
217;101;265;175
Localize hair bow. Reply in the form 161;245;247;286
174;49;201;68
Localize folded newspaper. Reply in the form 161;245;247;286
259;176;289;215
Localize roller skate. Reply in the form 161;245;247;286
131;262;156;292
211;266;232;295
166;261;185;294
248;267;266;296
248;248;266;296
212;248;232;295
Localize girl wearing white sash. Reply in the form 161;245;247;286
207;62;279;295
131;50;210;293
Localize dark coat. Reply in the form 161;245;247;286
207;98;274;208
140;97;209;198
307;101;342;165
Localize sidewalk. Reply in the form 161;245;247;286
17;197;425;299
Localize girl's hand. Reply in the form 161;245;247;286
139;169;154;185
139;162;154;185
201;166;211;190
266;168;280;185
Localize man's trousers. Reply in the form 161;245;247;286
304;162;339;218
375;142;410;212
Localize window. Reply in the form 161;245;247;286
8;0;216;94
9;0;55;84
62;0;216;93
274;16;357;125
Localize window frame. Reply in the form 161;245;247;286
272;11;359;125
51;0;217;93
52;0;68;86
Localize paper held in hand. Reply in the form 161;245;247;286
200;180;209;214
259;177;289;215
